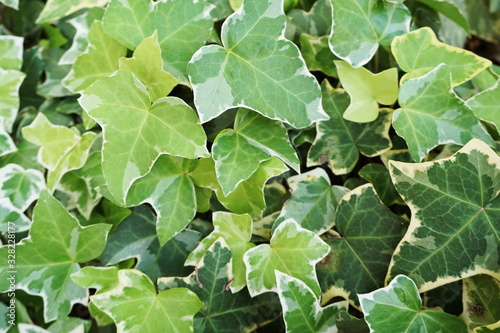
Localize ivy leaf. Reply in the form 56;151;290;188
63;20;127;93
0;191;111;322
286;0;332;39
387;139;500;292
0;36;24;70
417;0;470;33
0;163;45;213
185;212;255;292
22;113;96;191
462;275;500;330
78;70;208;204
213;108;299;195
0;0;18;10
334;61;398;123
273;168;348;234
329;0;410;67
206;0;233;21
316;184;407;307
359;275;468;332
57;172;101;220
36;49;72;98
308;83;392;174
118;32;178;102
299;34;338;77
244;219;330;297
276;271;348;333
0;68;25;132
36;0;108;23
91;269;203;333
0;119;16;157
392;27;491;86
358;163;404;206
188;0;328;129
159;240;282;333
102;0;214;83
466;80;500;134
393;64;494;162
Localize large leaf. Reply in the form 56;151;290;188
308;82;392;174
91;269;203;333
387;139;500;292
276;271;348;333
102;0;214;83
316;184;407;307
392;27;491;86
329;0;410;67
36;0;108;23
213;108;299;195
0;191;111;322
466;80;500;134
159;240;282;333
244;219;330;297
78;70;208;204
461;275;500;330
392;64;493;162
334;61;398;123
188;0;328;129
359;275;468;332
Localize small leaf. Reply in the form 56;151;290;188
0;119;16;157
286;0;332;39
417;0;470;33
299;34;338;77
0;163;45;212
359;275;468;332
36;0;108;23
188;0;328;128
0;68;25;132
0;35;24;70
461;275;500;329
466;80;500;134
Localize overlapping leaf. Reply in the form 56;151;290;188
286;0;332;39
36;0;108;23
359;275;468;332
417;0;470;33
188;0;328;128
0;119;16;157
461;275;500;330
0;191;111;322
299;34;338;77
0;36;24;71
387;139;500;292
0;69;25;132
466;80;500;134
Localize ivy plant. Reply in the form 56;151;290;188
0;0;499;332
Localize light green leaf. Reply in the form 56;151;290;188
0;119;16;157
78;70;208;204
273;168;348;234
215;157;288;219
188;0;328;129
308;83;393;174
102;0;214;83
359;275;468;332
392;27;491;86
72;266;119;293
0;163;45;212
36;0;108;23
0;191;111;322
91;269;203;333
185;212;255;292
244;219;330;297
0;0;18;9
316;184;407;307
461;275;500;329
206;0;233;20
393;64;493;162
466;80;500;134
63;21;127;93
276;271;348;333
0;36;23;70
387;139;500;292
213;108;299;195
335;61;398;123
329;0;410;67
299;34;338;77
417;0;470;33
0;140;44;172
0;68;25;132
118;32;178;102
57;172;101;220
0;199;30;233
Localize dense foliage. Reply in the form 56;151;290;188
0;0;499;332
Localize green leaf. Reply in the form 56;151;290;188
316;184;407;307
359;163;404;206
215;157;288;219
0;140;43;172
159;240;282;333
417;0;470;33
36;48;72;98
91;269;203;333
387;139;500;292
78;70;208;204
0;36;23;70
276;271;348;333
57;171;101;219
244;218;330;297
334;61;398;122
0;68;25;132
186;212;255;292
102;0;214;83
36;0;108;23
466;80;500;134
392;27;491;86
0;191;111;322
359;275;468;332
286;0;332;39
299;34;338;78
188;0;328;129
0;0;18;10
393;64;493;162
22;113;96;191
329;0;410;67
462;275;500;329
213;108;299;195
308;83;393;174
0;163;45;212
206;0;233;21
273;168;348;234
0;119;16;157
118;31;178;102
63;20;127;93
